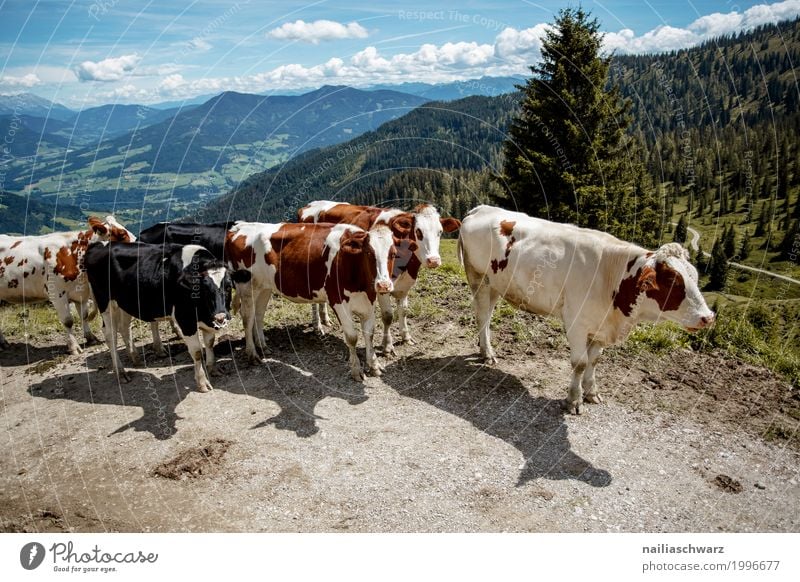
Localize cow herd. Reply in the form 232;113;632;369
0;202;715;414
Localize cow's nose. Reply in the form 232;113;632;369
426;256;441;268
700;313;715;327
214;313;227;325
376;280;393;293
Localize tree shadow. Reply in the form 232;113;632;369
27;349;194;441
214;325;368;438
381;355;612;488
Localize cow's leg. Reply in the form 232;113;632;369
311;304;326;336
0;326;9;350
170;318;183;339
184;332;213;392
202;329;219;376
150;322;168;357
335;305;363;381
361;310;383;376
74;300;100;346
51;291;82;355
239;285;268;364
564;326;591;415
377;293;395;356
582;340;604;404
116;310;141;365
320;303;332;326
472;284;500;365
253;290;272;355
396;291;415;345
101;307;129;382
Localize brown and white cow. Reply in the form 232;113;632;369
459;205;715;414
297;201;460;353
225;221;396;380
0;216;136;354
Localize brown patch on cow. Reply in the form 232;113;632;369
108;226;133;242
499;220;515;237
613;260;686;316
412;203;432;214
17;258;27;267
490;221;516;274
7;279;18;288
224;232;257;269
43;247;52;261
3;256;13;265
54;246;80;282
440;217;461;233
645;261;686;312
327;228;378;306
311;204;383;231
30;266;36;275
10;240;22;249
0;265;5;278
23;271;29;278
267;223;332;302
625;257;637;272
387;213;414;240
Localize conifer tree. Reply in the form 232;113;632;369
495;7;659;245
673;214;688;243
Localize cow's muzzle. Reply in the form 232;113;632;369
375;280;393;294
687;313;715;332
213;312;230;329
426;256;442;268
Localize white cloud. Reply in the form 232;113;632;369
0;73;41;88
74;54;141;82
606;0;800;54
67;0;800;105
267;19;368;44
187;37;213;51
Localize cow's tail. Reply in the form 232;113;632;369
457;233;466;269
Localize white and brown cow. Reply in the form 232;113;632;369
459;205;715;414
225;221;396;380
0;216;136;354
297;201;460;353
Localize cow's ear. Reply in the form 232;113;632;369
391;216;413;238
230;269;252;284
88;217;108;235
638;266;658;291
177;271;194;291
341;231;368;254
440;217;461;233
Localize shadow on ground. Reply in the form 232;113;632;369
381;354;612;487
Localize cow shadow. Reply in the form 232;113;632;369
27;348;195;441
214;325;368;438
381;355;612;488
0;341;77;367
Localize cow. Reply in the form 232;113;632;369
84;241;249;392
138;221;235;355
297;201;461;353
225;221;396;380
0;216;136;354
458;205;715;414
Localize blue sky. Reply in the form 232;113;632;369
1;0;798;108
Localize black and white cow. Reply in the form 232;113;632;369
85;241;249;392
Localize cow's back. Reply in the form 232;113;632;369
139;222;230;260
460;206;638;317
0;233;72;302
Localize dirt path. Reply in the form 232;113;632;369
2;309;799;533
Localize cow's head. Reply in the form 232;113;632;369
178;249;249;330
409;204;461;269
340;226;396;294
88;216;136;243
616;243;715;331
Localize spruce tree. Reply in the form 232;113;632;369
495;7;659;245
708;238;729;291
739;229;751;260
723;223;737;258
673;214;688;244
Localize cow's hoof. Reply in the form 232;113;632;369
312;326;326;338
482;355;497;366
381;345;396;358
368;365;383;377
400;336;416;346
129;354;142;366
584;393;603;405
351;368;365;382
84;334;101;347
69;345;83;356
117;371;131;383
247;353;267;365
209;366;221;377
197;382;213;393
564;399;582;415
152;347;168;358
